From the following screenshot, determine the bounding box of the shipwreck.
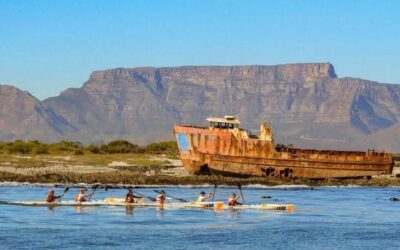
[173,116,393,179]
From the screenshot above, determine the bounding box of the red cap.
[50,190,55,194]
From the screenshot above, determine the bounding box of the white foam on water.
[0,181,310,189]
[2,182,395,189]
[0,181,56,187]
[245,184,310,189]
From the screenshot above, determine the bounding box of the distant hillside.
[1,63,400,151]
[0,85,77,141]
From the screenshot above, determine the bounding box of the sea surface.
[0,184,399,250]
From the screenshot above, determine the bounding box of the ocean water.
[0,185,399,250]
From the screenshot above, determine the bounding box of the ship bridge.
[207,116,240,129]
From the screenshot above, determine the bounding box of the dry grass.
[0,153,170,168]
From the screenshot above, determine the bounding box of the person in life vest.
[45,190,61,203]
[196,191,213,202]
[227,193,242,206]
[156,190,166,205]
[75,188,92,202]
[125,189,143,203]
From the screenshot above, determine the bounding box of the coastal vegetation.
[0,139,178,156]
[0,139,184,184]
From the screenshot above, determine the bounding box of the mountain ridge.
[1,63,400,151]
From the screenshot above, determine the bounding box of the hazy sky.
[1,0,399,100]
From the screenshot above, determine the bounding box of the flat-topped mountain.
[1,63,400,151]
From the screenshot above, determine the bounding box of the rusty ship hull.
[173,124,393,179]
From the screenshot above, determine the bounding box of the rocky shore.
[0,154,399,186]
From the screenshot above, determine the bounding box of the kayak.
[184,202,295,211]
[0,200,217,209]
[0,200,110,207]
[0,198,295,211]
[107,200,295,211]
[224,203,295,211]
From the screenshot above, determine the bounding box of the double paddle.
[238,183,245,205]
[57,187,70,201]
[132,190,156,202]
[104,185,157,202]
[211,184,217,202]
[88,184,99,201]
[153,190,187,202]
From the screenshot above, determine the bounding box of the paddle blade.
[211,184,217,202]
[238,183,245,204]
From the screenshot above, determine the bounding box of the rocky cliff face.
[2,63,400,151]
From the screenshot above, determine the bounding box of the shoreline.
[1,171,400,187]
[1,181,400,189]
[0,153,399,187]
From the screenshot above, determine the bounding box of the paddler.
[75,188,93,202]
[227,193,242,206]
[45,190,60,203]
[196,191,213,202]
[125,189,143,203]
[156,190,166,205]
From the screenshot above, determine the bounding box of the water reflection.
[74,205,89,212]
[46,205,55,212]
[227,210,241,219]
[156,208,165,219]
[125,205,134,216]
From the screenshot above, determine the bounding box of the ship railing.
[175,123,208,129]
[275,146,391,161]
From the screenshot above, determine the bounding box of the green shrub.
[88,144,100,154]
[145,141,178,154]
[74,149,84,155]
[34,145,49,155]
[48,141,84,153]
[100,140,144,154]
[6,140,33,154]
[0,139,179,155]
[28,140,41,145]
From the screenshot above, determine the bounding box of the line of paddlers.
[46,184,247,207]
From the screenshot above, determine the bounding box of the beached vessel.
[173,116,393,179]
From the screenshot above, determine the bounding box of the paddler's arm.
[235,196,242,205]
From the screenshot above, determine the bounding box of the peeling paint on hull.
[173,124,393,179]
